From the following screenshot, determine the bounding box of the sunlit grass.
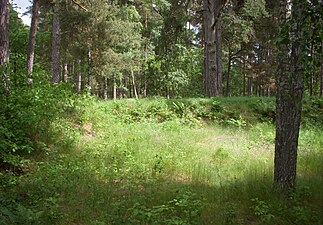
[2,98,322,224]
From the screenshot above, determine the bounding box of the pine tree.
[274,0,305,189]
[0,0,9,93]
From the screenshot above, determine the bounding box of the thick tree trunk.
[274,0,304,189]
[320,41,323,97]
[0,0,9,93]
[0,0,9,65]
[51,7,61,83]
[203,0,222,97]
[26,0,39,76]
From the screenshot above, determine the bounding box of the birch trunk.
[26,0,39,76]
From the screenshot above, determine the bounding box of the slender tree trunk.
[70,62,74,78]
[248,76,253,96]
[76,59,82,91]
[243,57,246,96]
[26,0,39,76]
[255,77,258,96]
[51,6,61,83]
[0,0,9,93]
[243,73,246,96]
[274,0,304,190]
[226,58,232,96]
[113,75,117,101]
[309,43,314,96]
[203,0,222,97]
[131,69,138,99]
[87,48,92,94]
[63,63,68,82]
[103,76,108,100]
[143,11,148,97]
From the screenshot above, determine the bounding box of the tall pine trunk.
[51,6,61,83]
[274,0,304,189]
[320,41,323,97]
[0,0,9,93]
[26,0,39,76]
[203,0,222,97]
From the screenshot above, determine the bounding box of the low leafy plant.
[127,190,203,224]
[251,198,274,223]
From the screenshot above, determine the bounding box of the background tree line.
[2,0,322,99]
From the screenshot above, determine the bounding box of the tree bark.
[63,63,68,82]
[76,59,82,91]
[274,0,304,190]
[87,48,92,94]
[248,76,253,96]
[0,0,9,93]
[320,41,323,97]
[51,6,61,83]
[203,0,222,97]
[103,76,108,100]
[113,75,117,101]
[226,57,232,96]
[131,69,138,99]
[26,0,39,76]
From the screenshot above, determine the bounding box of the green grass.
[1,97,322,224]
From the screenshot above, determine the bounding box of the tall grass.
[1,97,322,224]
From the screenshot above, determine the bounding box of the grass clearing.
[1,97,322,224]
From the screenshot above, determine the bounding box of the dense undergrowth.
[0,91,322,224]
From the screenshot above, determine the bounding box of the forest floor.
[1,98,323,224]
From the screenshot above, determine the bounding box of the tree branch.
[71,0,88,11]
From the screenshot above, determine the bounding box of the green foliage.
[1,97,322,224]
[127,190,203,224]
[0,70,80,167]
[251,198,274,223]
[0,197,43,225]
[107,97,322,128]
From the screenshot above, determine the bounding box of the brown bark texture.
[203,0,222,97]
[274,0,304,189]
[0,0,9,65]
[0,0,9,93]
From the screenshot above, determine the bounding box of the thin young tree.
[27,0,40,77]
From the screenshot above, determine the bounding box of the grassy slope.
[1,97,322,224]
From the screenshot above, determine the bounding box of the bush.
[0,72,80,168]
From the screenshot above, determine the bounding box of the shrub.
[0,72,80,168]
